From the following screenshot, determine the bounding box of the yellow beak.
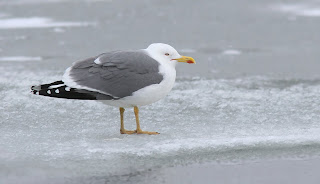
[172,56,196,64]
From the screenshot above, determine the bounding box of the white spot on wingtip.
[94,57,101,64]
[47,90,51,94]
[65,87,71,91]
[55,89,59,93]
[36,92,39,95]
[49,84,64,89]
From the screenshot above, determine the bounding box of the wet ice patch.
[0,56,42,62]
[0,17,94,29]
[272,3,320,17]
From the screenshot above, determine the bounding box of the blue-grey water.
[1,0,320,183]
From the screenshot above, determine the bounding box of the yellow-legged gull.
[31,43,196,135]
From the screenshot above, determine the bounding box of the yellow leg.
[134,106,159,135]
[119,107,136,134]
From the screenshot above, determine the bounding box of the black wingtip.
[30,80,98,100]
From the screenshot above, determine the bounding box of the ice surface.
[0,17,93,29]
[1,66,320,183]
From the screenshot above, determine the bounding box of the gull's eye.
[165,53,170,56]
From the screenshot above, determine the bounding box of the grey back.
[68,50,164,98]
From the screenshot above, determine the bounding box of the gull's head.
[145,43,195,67]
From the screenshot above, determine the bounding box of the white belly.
[101,65,176,108]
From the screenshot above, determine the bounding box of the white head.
[145,43,195,67]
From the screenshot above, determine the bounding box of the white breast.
[102,63,176,108]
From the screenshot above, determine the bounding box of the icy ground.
[1,66,320,183]
[1,0,320,183]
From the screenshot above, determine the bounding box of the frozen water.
[1,66,320,183]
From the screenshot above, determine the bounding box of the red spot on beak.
[187,60,194,64]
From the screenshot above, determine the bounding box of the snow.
[2,0,112,5]
[0,17,93,29]
[272,3,320,17]
[0,56,42,62]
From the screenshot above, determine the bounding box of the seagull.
[31,43,195,135]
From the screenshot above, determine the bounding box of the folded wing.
[62,50,164,99]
